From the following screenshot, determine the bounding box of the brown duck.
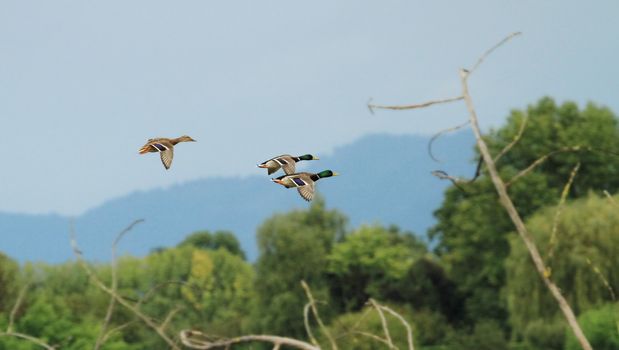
[138,135,196,170]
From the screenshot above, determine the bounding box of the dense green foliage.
[0,97,617,349]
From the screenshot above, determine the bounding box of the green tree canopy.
[326,225,426,311]
[252,197,347,337]
[178,230,246,259]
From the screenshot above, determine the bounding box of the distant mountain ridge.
[0,133,475,263]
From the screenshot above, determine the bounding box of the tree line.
[0,97,618,349]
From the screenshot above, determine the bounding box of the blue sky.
[1,1,618,215]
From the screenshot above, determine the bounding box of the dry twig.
[368,96,463,113]
[94,219,144,350]
[70,223,181,350]
[368,299,395,349]
[0,284,56,350]
[179,330,319,350]
[301,280,338,350]
[427,121,470,162]
[545,162,580,269]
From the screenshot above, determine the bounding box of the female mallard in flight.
[271,170,338,201]
[138,135,196,170]
[257,154,319,175]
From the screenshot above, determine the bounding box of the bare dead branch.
[431,170,468,193]
[7,284,29,333]
[494,113,529,163]
[603,190,618,206]
[585,258,616,301]
[303,303,319,346]
[160,306,183,333]
[428,121,470,162]
[179,330,319,350]
[0,284,56,349]
[70,227,181,350]
[0,331,56,350]
[368,299,395,349]
[301,280,338,350]
[378,305,414,350]
[350,331,395,348]
[460,63,592,350]
[100,321,138,345]
[469,32,522,74]
[368,95,463,113]
[546,162,580,268]
[505,146,584,187]
[94,219,144,350]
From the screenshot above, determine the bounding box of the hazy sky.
[2,1,618,215]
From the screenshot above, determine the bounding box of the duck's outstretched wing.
[160,148,174,169]
[297,182,315,201]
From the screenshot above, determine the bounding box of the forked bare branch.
[368,299,394,349]
[371,31,593,350]
[301,280,338,350]
[460,56,592,350]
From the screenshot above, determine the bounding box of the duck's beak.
[138,146,149,154]
[313,156,320,160]
[332,172,340,176]
[271,178,284,185]
[257,164,268,168]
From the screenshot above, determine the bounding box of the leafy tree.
[327,225,426,311]
[430,97,619,325]
[505,193,619,338]
[181,248,254,335]
[252,197,347,337]
[178,230,246,259]
[565,303,619,350]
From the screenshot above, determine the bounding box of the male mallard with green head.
[257,154,319,175]
[271,170,338,201]
[138,135,196,170]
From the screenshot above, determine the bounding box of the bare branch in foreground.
[368,299,395,349]
[603,190,618,206]
[301,280,338,350]
[70,225,181,350]
[460,65,592,350]
[367,300,415,350]
[431,170,468,193]
[494,113,529,163]
[94,219,144,350]
[371,31,593,350]
[505,146,585,187]
[179,330,319,350]
[368,95,463,113]
[469,32,522,74]
[585,258,616,301]
[428,121,470,162]
[0,284,56,350]
[545,162,580,269]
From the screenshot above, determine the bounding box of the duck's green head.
[317,170,339,178]
[299,154,319,161]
